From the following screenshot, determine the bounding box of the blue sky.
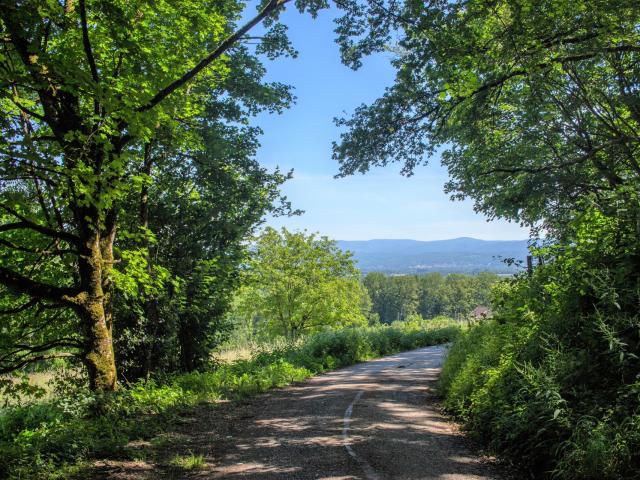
[252,6,529,241]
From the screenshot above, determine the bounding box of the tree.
[240,228,369,339]
[365,273,422,323]
[332,0,640,235]
[363,272,393,323]
[114,126,295,378]
[386,275,418,322]
[472,272,499,307]
[438,274,476,319]
[0,0,328,390]
[416,273,444,318]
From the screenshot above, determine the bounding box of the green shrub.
[439,210,640,479]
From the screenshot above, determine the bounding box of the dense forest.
[363,271,497,322]
[1,0,639,478]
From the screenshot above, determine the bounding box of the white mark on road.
[342,391,381,480]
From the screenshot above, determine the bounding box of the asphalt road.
[179,344,505,479]
[100,345,506,479]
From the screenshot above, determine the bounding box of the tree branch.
[79,0,99,83]
[5,95,47,122]
[479,138,627,177]
[13,338,82,353]
[0,204,80,246]
[0,266,80,303]
[0,238,77,256]
[0,298,38,315]
[136,0,290,113]
[449,45,640,110]
[0,353,76,376]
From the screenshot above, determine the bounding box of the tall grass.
[0,320,459,479]
[439,281,640,478]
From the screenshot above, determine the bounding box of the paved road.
[100,345,505,479]
[171,344,505,480]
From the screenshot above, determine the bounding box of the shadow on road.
[97,346,505,480]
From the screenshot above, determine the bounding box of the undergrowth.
[0,320,459,479]
[439,210,640,479]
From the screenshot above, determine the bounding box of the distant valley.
[337,237,530,274]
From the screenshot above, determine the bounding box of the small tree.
[417,273,445,318]
[241,228,369,339]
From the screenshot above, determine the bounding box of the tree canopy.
[235,228,369,339]
[0,0,328,390]
[332,0,640,233]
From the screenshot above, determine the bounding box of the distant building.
[471,306,492,319]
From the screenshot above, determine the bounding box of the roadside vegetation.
[0,320,459,479]
[439,211,640,479]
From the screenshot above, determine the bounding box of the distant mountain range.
[336,237,530,274]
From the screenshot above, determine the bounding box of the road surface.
[101,345,506,479]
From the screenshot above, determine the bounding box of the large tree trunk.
[81,297,117,391]
[77,229,117,391]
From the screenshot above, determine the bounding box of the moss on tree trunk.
[81,299,117,390]
[77,231,117,391]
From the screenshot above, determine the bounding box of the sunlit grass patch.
[168,452,205,470]
[214,346,253,363]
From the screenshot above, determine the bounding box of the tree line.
[363,271,498,323]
